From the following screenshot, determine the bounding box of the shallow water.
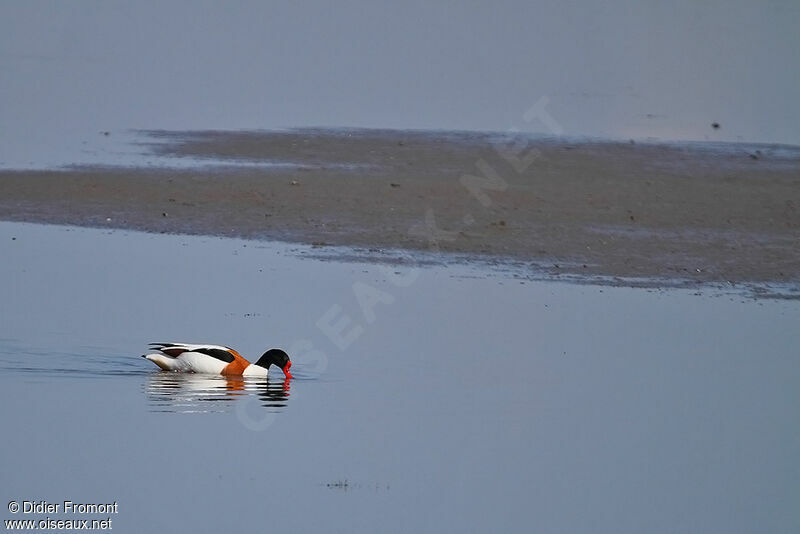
[2,2,800,170]
[1,222,798,532]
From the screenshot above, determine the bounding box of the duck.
[142,343,292,378]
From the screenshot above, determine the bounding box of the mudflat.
[1,129,798,288]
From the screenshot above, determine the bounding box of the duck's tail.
[142,353,175,371]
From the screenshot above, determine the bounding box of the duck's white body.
[143,343,290,378]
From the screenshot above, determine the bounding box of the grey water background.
[1,1,800,168]
[1,221,798,532]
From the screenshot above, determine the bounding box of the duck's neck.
[242,364,268,378]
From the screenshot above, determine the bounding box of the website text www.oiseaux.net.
[6,501,117,531]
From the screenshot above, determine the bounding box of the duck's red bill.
[283,362,293,379]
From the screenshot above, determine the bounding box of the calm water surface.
[0,222,798,532]
[2,2,800,169]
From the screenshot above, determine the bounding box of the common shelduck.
[142,343,292,378]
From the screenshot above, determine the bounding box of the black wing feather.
[148,343,235,363]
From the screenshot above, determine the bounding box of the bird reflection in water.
[145,372,291,414]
